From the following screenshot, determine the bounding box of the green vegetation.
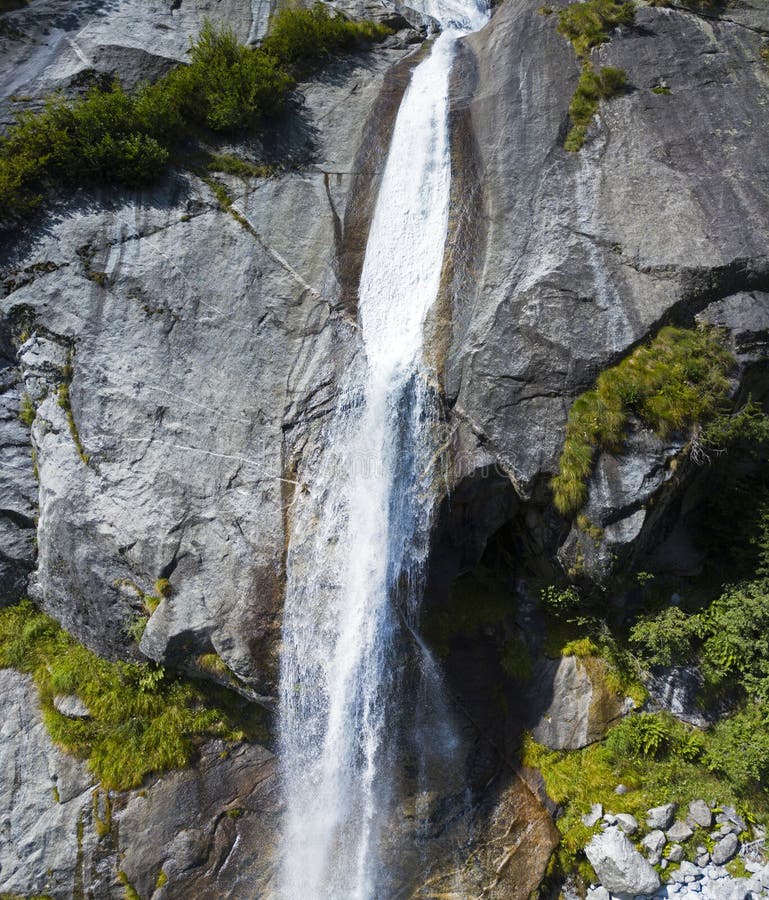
[500,635,532,680]
[524,713,766,890]
[557,0,635,57]
[652,84,672,95]
[156,870,169,889]
[0,8,388,224]
[116,871,141,900]
[551,325,733,516]
[554,0,634,150]
[0,600,267,789]
[18,392,35,427]
[58,358,91,466]
[565,64,627,151]
[261,3,389,76]
[206,152,276,179]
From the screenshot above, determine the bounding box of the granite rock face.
[1,0,418,694]
[442,0,769,579]
[0,668,281,899]
[2,0,769,896]
[526,654,629,750]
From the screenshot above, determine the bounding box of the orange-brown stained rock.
[408,772,558,900]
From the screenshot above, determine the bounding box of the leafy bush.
[551,326,733,516]
[0,9,387,224]
[262,3,389,74]
[0,600,265,789]
[605,711,704,760]
[705,704,769,794]
[180,23,292,131]
[699,579,769,698]
[557,0,635,57]
[629,606,701,667]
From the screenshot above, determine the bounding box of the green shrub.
[262,3,389,75]
[699,579,769,698]
[182,23,292,131]
[552,325,733,516]
[540,584,583,616]
[0,11,385,225]
[0,600,265,789]
[629,605,701,667]
[705,703,769,794]
[557,0,635,57]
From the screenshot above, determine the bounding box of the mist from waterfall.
[277,1,488,896]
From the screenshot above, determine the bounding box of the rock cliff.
[2,0,769,895]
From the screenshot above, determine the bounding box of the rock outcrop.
[3,0,769,895]
[526,653,629,750]
[442,0,769,578]
[586,825,661,895]
[0,667,281,898]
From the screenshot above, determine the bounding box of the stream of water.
[277,2,488,896]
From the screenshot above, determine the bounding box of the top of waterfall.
[416,0,488,34]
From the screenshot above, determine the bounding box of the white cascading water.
[278,1,488,897]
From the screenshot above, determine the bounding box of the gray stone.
[667,844,684,862]
[678,861,701,879]
[527,655,626,750]
[647,804,677,831]
[450,0,769,586]
[689,799,713,828]
[0,670,95,897]
[696,853,711,867]
[582,803,603,828]
[586,888,610,900]
[712,833,740,865]
[615,813,638,835]
[641,829,666,863]
[667,820,695,843]
[52,694,90,719]
[585,826,661,895]
[614,783,629,795]
[721,806,748,833]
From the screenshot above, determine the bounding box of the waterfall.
[277,2,488,897]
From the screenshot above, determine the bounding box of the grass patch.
[551,325,733,516]
[18,392,35,427]
[0,8,388,226]
[523,714,767,888]
[564,63,627,150]
[652,84,672,95]
[0,599,269,789]
[58,356,91,466]
[206,152,277,179]
[557,0,635,58]
[555,0,634,151]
